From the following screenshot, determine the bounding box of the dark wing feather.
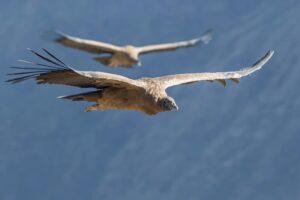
[53,31,121,54]
[154,50,274,89]
[58,90,105,102]
[138,29,212,54]
[27,48,66,68]
[42,48,67,66]
[6,49,145,90]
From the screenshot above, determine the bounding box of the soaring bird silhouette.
[52,30,212,68]
[7,49,274,115]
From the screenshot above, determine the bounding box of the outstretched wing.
[154,50,274,89]
[53,31,122,54]
[138,29,212,55]
[6,49,144,90]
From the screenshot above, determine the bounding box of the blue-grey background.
[1,0,300,199]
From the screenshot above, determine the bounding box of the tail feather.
[58,90,104,102]
[94,56,133,68]
[93,56,112,66]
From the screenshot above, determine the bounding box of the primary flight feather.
[52,29,212,68]
[7,49,274,115]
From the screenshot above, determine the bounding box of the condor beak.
[173,104,179,111]
[175,105,179,110]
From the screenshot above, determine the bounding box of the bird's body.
[93,46,140,68]
[77,85,163,115]
[7,49,274,115]
[53,30,212,68]
[61,77,169,115]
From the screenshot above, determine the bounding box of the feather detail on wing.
[6,49,144,90]
[154,50,274,89]
[58,90,105,102]
[138,29,212,54]
[53,31,121,54]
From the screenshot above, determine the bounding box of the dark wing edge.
[138,29,212,54]
[6,49,145,90]
[156,50,274,89]
[6,48,73,84]
[187,29,212,46]
[52,30,121,54]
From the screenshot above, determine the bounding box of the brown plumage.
[53,29,212,68]
[7,49,274,115]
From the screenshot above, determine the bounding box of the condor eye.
[163,99,169,105]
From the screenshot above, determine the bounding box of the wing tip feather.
[6,49,73,84]
[249,49,274,72]
[192,29,213,45]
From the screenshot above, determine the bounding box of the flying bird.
[52,30,212,68]
[7,49,274,115]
